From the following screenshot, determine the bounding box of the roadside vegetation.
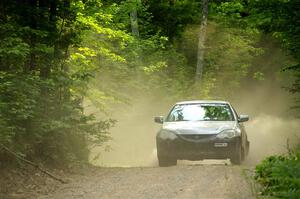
[255,151,300,198]
[0,0,300,197]
[250,1,300,198]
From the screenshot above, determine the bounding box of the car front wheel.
[231,142,242,165]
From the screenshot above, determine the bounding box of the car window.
[166,103,234,122]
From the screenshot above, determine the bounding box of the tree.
[130,0,140,37]
[0,0,117,165]
[248,0,300,110]
[195,0,209,82]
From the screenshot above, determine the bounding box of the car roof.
[175,100,230,105]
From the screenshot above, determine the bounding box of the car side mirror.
[154,116,164,124]
[238,115,249,122]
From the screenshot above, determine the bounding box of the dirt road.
[39,162,254,199]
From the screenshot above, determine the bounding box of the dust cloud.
[89,97,171,167]
[89,95,300,167]
[89,79,300,167]
[244,114,300,166]
[233,76,300,165]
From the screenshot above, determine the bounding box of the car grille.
[179,134,214,141]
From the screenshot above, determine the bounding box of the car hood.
[162,121,237,135]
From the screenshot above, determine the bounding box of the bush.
[255,152,300,198]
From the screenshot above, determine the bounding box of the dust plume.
[89,85,300,167]
[233,72,300,165]
[88,70,300,167]
[89,96,172,167]
[244,114,300,166]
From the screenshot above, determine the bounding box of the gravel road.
[39,162,254,199]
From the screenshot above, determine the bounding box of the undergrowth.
[255,150,300,198]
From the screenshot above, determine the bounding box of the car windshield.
[166,103,234,122]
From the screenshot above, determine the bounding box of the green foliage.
[249,0,300,59]
[87,31,192,107]
[253,71,265,81]
[248,0,300,110]
[0,0,118,165]
[146,0,202,40]
[255,152,300,198]
[107,0,155,38]
[178,21,261,99]
[0,72,39,145]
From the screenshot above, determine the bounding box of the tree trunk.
[195,0,209,82]
[28,0,37,72]
[130,0,140,37]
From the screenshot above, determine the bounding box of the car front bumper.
[156,135,241,160]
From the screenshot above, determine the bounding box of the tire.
[241,141,250,161]
[241,147,245,161]
[158,156,177,167]
[246,140,250,156]
[231,143,242,165]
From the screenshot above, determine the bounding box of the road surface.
[39,162,254,199]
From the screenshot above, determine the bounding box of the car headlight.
[216,129,241,139]
[158,130,177,140]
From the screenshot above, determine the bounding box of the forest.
[0,0,300,197]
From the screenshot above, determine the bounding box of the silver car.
[154,100,249,166]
